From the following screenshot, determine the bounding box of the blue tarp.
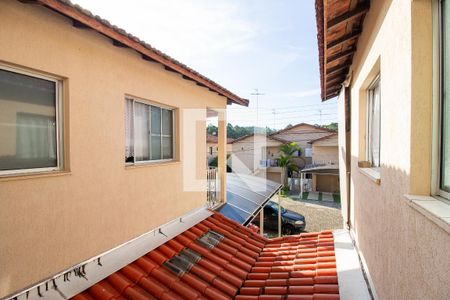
[217,173,282,225]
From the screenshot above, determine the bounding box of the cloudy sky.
[72,0,337,129]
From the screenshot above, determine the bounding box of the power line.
[228,101,337,111]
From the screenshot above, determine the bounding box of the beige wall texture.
[0,1,229,297]
[312,145,338,165]
[339,0,450,299]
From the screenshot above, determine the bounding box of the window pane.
[151,106,161,134]
[125,99,134,162]
[0,69,57,171]
[441,1,450,191]
[162,109,173,135]
[162,136,173,159]
[367,79,381,168]
[134,102,150,161]
[371,83,381,167]
[151,135,161,160]
[151,106,161,160]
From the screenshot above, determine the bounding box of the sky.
[72,0,338,130]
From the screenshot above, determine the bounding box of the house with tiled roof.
[0,0,248,298]
[315,0,450,299]
[206,134,234,164]
[230,124,337,186]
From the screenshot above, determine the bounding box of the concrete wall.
[340,0,450,299]
[0,1,228,297]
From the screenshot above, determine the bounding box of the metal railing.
[207,167,220,208]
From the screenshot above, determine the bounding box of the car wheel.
[282,224,295,235]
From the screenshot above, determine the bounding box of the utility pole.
[251,88,264,129]
[272,109,277,131]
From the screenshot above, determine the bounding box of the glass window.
[440,0,450,192]
[0,67,61,173]
[125,98,174,163]
[366,77,381,168]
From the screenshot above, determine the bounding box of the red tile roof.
[206,134,234,144]
[72,213,339,300]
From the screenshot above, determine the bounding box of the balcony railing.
[207,167,220,208]
[259,159,279,168]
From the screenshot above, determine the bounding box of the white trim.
[347,229,379,300]
[5,205,212,300]
[0,63,64,176]
[404,194,450,233]
[333,229,372,300]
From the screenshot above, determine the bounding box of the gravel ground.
[267,195,343,234]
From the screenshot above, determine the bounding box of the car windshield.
[268,202,286,214]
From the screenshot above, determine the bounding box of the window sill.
[125,160,180,169]
[0,170,71,182]
[404,195,450,234]
[358,167,381,185]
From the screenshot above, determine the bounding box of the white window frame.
[366,75,381,168]
[125,97,176,165]
[0,64,64,176]
[433,0,450,201]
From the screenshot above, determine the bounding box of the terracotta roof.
[308,133,337,144]
[315,0,370,100]
[230,134,289,145]
[21,0,248,106]
[269,123,336,137]
[206,134,234,144]
[72,212,339,300]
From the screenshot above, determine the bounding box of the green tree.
[277,142,301,188]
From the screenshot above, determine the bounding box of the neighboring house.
[206,134,233,164]
[0,0,249,298]
[230,133,288,182]
[270,123,336,169]
[301,133,339,193]
[316,0,450,299]
[230,124,337,185]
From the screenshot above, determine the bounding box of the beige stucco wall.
[0,1,229,297]
[341,0,450,299]
[312,145,338,165]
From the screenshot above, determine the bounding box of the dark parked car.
[253,201,306,235]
